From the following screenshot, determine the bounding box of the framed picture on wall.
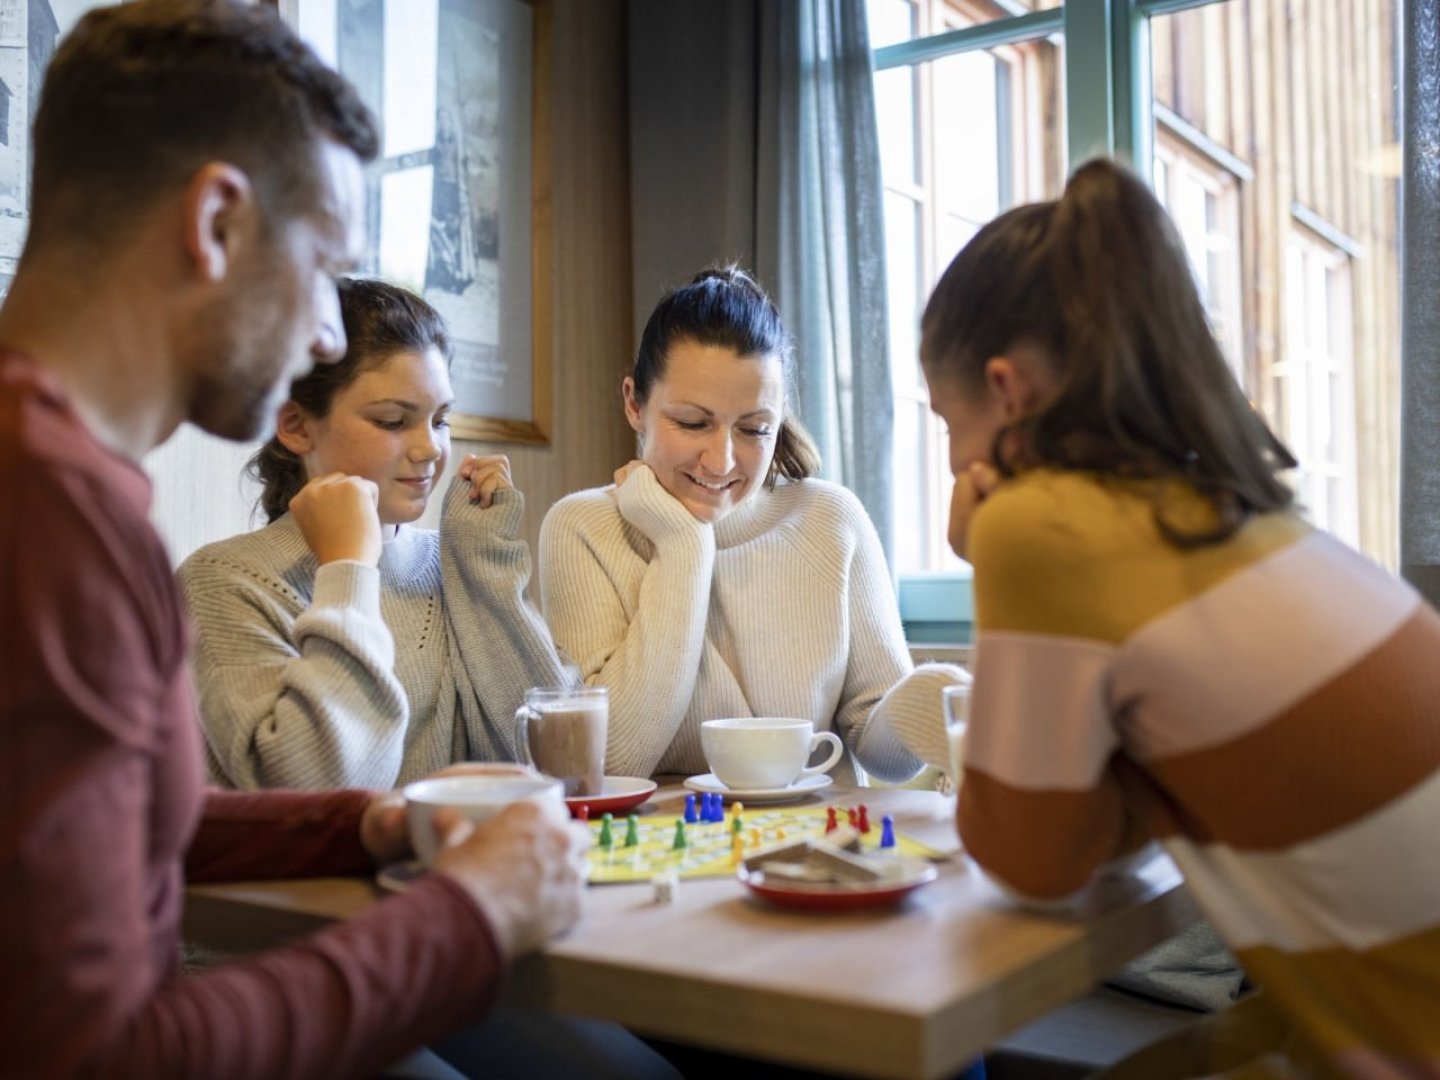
[276,0,552,444]
[0,0,124,296]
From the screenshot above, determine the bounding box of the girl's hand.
[458,454,514,509]
[947,462,1001,561]
[290,473,383,566]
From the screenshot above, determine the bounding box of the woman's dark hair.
[920,158,1296,547]
[633,265,820,485]
[248,277,452,523]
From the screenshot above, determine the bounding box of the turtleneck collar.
[713,479,792,549]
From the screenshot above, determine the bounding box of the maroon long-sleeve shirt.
[1,355,506,1077]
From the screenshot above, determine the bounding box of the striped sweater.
[961,469,1440,1074]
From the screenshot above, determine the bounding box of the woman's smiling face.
[623,339,785,524]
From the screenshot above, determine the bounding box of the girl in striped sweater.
[922,159,1440,1073]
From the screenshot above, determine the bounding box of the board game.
[582,798,944,885]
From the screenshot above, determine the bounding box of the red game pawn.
[575,803,590,823]
[857,805,871,834]
[825,807,839,833]
[847,807,859,829]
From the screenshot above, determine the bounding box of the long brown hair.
[920,158,1296,546]
[247,278,452,523]
[634,265,821,485]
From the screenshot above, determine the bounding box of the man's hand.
[358,763,540,866]
[947,462,1001,561]
[290,473,383,565]
[431,799,589,960]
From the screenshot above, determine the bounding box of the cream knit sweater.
[178,481,568,790]
[538,466,961,782]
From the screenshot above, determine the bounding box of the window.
[1280,228,1359,547]
[872,0,1401,582]
[871,0,1065,574]
[1147,0,1399,565]
[1151,131,1244,382]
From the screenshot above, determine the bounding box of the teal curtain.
[1402,0,1440,605]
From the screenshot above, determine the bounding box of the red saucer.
[736,863,937,912]
[565,776,658,819]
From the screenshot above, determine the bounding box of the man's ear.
[182,163,254,283]
[621,377,645,435]
[274,401,314,457]
[983,354,1047,421]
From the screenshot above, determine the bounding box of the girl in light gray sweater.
[179,279,569,790]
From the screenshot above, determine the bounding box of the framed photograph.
[277,0,552,444]
[0,0,123,294]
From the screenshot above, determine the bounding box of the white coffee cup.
[404,771,564,867]
[700,717,844,791]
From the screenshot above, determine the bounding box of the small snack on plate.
[741,834,910,889]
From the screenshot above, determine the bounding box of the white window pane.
[867,0,915,50]
[892,400,927,573]
[933,50,1001,225]
[874,67,918,186]
[883,191,922,392]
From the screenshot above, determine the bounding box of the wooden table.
[185,785,1199,1080]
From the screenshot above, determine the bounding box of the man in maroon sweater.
[0,3,610,1076]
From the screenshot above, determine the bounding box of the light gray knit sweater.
[177,481,568,790]
[538,467,963,782]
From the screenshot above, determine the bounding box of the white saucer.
[682,772,833,805]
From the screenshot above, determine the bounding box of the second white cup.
[404,772,564,867]
[700,717,843,790]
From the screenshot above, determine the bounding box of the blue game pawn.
[705,793,720,822]
[684,793,698,824]
[879,814,897,849]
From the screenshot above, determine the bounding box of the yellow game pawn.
[730,830,744,866]
[730,801,744,820]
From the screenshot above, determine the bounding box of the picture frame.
[275,0,552,444]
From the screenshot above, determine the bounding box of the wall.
[144,0,635,572]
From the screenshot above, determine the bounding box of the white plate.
[682,772,833,805]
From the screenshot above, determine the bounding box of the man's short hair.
[27,0,378,250]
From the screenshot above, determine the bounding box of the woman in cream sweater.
[539,267,961,783]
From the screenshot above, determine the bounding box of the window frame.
[874,0,1241,636]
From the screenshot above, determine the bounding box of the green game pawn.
[672,818,688,850]
[598,812,614,848]
[624,813,640,848]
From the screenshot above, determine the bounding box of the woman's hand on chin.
[947,461,1001,561]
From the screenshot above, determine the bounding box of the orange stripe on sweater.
[958,767,1150,900]
[1134,606,1440,851]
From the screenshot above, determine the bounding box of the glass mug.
[515,686,608,797]
[942,682,971,792]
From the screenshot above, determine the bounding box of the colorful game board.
[583,801,944,885]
